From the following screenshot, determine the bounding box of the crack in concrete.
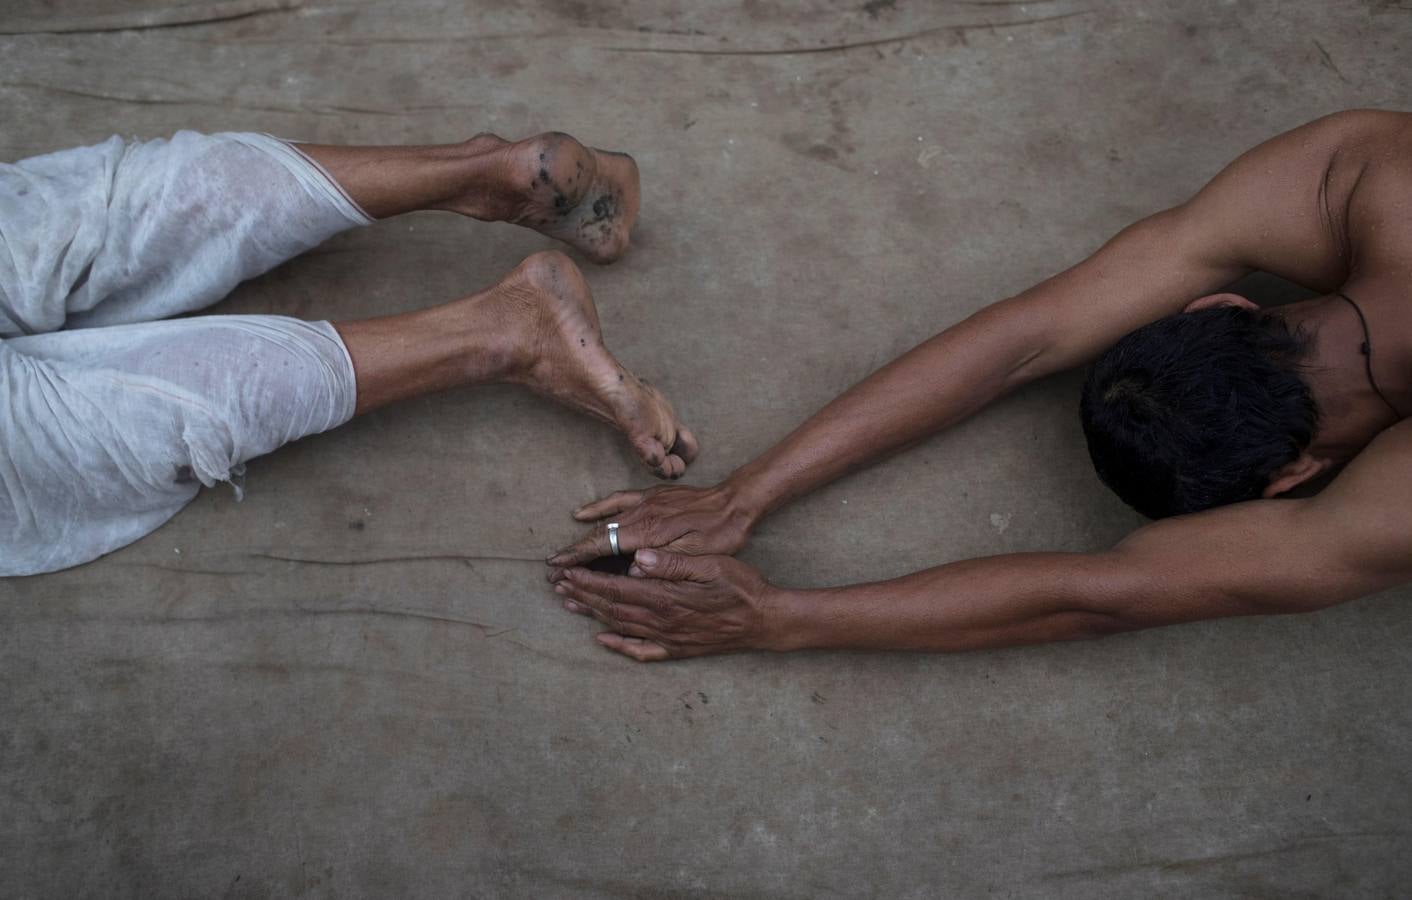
[603,11,1090,56]
[0,0,297,35]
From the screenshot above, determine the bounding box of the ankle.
[430,136,521,221]
[451,288,541,384]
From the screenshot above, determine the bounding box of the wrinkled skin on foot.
[489,250,696,477]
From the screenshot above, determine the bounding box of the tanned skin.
[546,109,1412,661]
[300,132,698,479]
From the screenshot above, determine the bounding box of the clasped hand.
[546,483,780,661]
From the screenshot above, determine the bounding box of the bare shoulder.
[1172,111,1409,289]
[1315,107,1412,142]
[1306,418,1412,578]
[1313,108,1412,203]
[1321,416,1412,494]
[1320,110,1412,273]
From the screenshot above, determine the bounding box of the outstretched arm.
[552,419,1412,660]
[551,111,1368,566]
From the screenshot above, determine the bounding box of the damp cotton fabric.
[0,131,370,576]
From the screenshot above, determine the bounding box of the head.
[1081,294,1327,519]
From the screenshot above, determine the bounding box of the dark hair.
[1080,306,1317,518]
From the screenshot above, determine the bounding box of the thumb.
[632,548,718,583]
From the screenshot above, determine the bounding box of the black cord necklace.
[1334,290,1404,420]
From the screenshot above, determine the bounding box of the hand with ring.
[546,480,760,571]
[551,549,788,661]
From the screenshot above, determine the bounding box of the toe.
[630,432,669,477]
[669,425,700,465]
[661,454,686,479]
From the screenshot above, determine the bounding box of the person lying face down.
[0,129,695,576]
[548,108,1412,661]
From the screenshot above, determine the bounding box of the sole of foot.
[447,132,641,265]
[488,250,696,477]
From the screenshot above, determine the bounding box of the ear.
[1184,292,1259,314]
[1262,453,1333,498]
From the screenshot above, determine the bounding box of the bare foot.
[483,251,696,477]
[444,132,641,265]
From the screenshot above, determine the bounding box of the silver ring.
[607,522,621,556]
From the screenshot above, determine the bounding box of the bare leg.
[299,133,640,265]
[334,250,697,479]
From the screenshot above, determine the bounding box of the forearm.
[724,300,1051,520]
[766,493,1388,654]
[767,552,1133,653]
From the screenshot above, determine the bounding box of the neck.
[1280,295,1403,461]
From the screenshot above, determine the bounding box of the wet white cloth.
[0,131,370,576]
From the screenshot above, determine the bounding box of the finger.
[630,548,720,584]
[561,566,662,610]
[547,519,630,567]
[555,581,658,634]
[669,425,700,466]
[574,490,645,522]
[563,600,591,616]
[547,528,605,567]
[596,633,672,662]
[547,566,568,583]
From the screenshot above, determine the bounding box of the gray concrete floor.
[3,1,1411,897]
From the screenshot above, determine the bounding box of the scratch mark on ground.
[1042,830,1407,880]
[252,551,542,566]
[0,81,333,116]
[0,82,479,118]
[37,605,506,631]
[1312,38,1350,84]
[0,0,296,35]
[602,11,1089,56]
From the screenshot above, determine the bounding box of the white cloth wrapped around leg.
[0,131,370,576]
[1,318,356,575]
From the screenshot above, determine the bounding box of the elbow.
[1054,608,1140,642]
[1004,343,1051,389]
[1248,590,1346,616]
[965,301,1060,389]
